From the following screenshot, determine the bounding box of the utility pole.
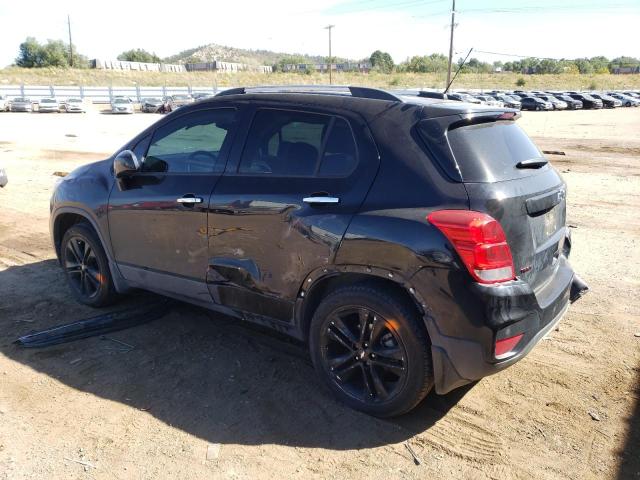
[325,25,335,85]
[67,14,74,67]
[446,0,456,88]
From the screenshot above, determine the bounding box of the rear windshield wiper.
[516,159,548,169]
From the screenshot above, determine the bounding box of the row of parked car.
[0,92,217,115]
[0,95,87,113]
[412,89,640,111]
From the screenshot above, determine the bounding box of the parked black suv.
[568,93,603,109]
[50,86,586,417]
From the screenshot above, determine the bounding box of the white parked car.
[0,95,10,112]
[111,97,134,114]
[474,95,504,107]
[62,98,86,113]
[9,97,32,112]
[0,163,7,188]
[38,98,61,113]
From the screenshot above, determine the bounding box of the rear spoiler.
[448,110,521,131]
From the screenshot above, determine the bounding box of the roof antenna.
[444,48,473,94]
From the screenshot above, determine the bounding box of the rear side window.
[319,118,357,176]
[239,109,357,177]
[445,121,543,182]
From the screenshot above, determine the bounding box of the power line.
[471,49,584,61]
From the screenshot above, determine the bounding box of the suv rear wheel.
[309,284,433,417]
[61,223,117,307]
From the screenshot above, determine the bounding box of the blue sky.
[0,0,638,68]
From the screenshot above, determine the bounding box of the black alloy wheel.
[310,284,433,417]
[61,223,117,307]
[321,306,408,404]
[65,235,101,299]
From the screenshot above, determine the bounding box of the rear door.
[207,105,379,323]
[419,113,567,293]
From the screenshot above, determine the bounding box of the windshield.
[174,95,190,100]
[114,98,130,104]
[14,98,28,102]
[68,98,82,103]
[41,99,56,103]
[146,98,161,102]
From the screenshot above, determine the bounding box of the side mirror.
[114,150,141,178]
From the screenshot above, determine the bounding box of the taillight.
[427,210,515,284]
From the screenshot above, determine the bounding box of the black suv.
[568,93,603,109]
[50,86,586,417]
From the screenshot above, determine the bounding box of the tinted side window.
[239,110,329,176]
[144,109,236,173]
[318,118,357,176]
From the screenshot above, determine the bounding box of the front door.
[108,107,239,302]
[207,106,379,323]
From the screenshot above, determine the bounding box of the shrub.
[588,81,597,90]
[516,77,526,87]
[388,77,400,87]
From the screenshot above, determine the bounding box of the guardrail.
[0,85,232,103]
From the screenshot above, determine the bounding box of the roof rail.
[215,85,402,102]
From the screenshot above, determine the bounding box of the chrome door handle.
[177,196,203,204]
[303,196,340,205]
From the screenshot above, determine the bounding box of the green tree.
[15,37,42,67]
[15,37,87,68]
[369,50,394,73]
[41,40,69,67]
[404,53,448,73]
[574,58,594,74]
[117,48,161,63]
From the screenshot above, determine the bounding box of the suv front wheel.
[309,284,433,417]
[61,223,117,307]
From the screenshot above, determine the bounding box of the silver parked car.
[536,95,568,110]
[473,95,504,107]
[140,97,163,113]
[38,98,61,113]
[10,97,32,112]
[163,94,194,112]
[111,97,134,114]
[62,98,86,113]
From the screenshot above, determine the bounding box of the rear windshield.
[445,121,543,182]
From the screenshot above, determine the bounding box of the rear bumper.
[413,255,586,394]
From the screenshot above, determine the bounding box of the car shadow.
[0,259,473,450]
[618,367,640,479]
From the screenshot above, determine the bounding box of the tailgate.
[464,170,567,292]
[417,113,568,292]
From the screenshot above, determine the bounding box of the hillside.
[163,43,351,66]
[1,67,639,91]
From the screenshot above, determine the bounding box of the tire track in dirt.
[414,408,505,463]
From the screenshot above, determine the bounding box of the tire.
[309,283,433,417]
[61,223,117,307]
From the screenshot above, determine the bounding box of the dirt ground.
[0,107,638,480]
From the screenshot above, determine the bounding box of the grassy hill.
[1,67,639,91]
